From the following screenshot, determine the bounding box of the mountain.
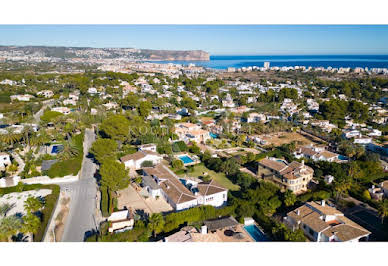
[140,49,210,61]
[0,46,210,61]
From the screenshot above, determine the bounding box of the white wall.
[21,174,79,185]
[176,198,199,211]
[204,191,228,207]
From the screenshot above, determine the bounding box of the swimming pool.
[244,224,267,242]
[51,145,63,154]
[338,155,348,160]
[179,155,194,164]
[209,132,218,139]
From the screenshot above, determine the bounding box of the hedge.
[100,186,111,217]
[0,183,60,242]
[91,221,149,242]
[162,205,235,234]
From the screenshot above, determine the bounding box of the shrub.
[362,190,371,200]
[172,159,184,170]
[172,141,187,153]
[40,110,63,123]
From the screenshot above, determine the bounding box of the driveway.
[117,184,172,217]
[61,128,100,242]
[33,99,54,122]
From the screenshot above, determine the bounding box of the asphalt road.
[61,128,99,242]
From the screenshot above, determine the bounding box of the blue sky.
[0,25,387,55]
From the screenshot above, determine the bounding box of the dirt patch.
[53,196,70,241]
[259,131,316,147]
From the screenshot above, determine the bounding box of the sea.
[148,55,388,70]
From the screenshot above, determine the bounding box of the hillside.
[0,46,210,61]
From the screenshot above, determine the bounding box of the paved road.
[33,99,54,122]
[341,196,388,241]
[61,128,100,242]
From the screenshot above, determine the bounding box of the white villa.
[88,87,98,95]
[174,122,210,144]
[51,107,71,115]
[139,143,157,153]
[10,94,34,102]
[246,112,266,123]
[37,90,54,98]
[280,98,298,115]
[63,99,77,106]
[142,164,228,211]
[293,145,339,162]
[120,150,163,170]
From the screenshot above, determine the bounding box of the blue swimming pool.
[244,224,268,242]
[179,155,194,164]
[209,132,219,139]
[51,145,63,154]
[338,155,348,160]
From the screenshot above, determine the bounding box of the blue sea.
[149,55,388,70]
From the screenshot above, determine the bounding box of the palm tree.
[0,128,22,148]
[0,203,13,218]
[378,199,388,224]
[0,215,22,241]
[21,125,33,151]
[334,178,352,201]
[148,213,165,238]
[58,139,81,160]
[21,213,41,235]
[24,197,43,214]
[30,130,51,152]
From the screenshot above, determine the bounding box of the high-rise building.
[264,61,270,69]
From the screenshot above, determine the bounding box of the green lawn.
[46,132,84,178]
[179,164,240,191]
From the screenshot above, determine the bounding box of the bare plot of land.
[259,132,316,147]
[0,189,52,216]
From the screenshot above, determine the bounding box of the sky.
[0,25,388,55]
